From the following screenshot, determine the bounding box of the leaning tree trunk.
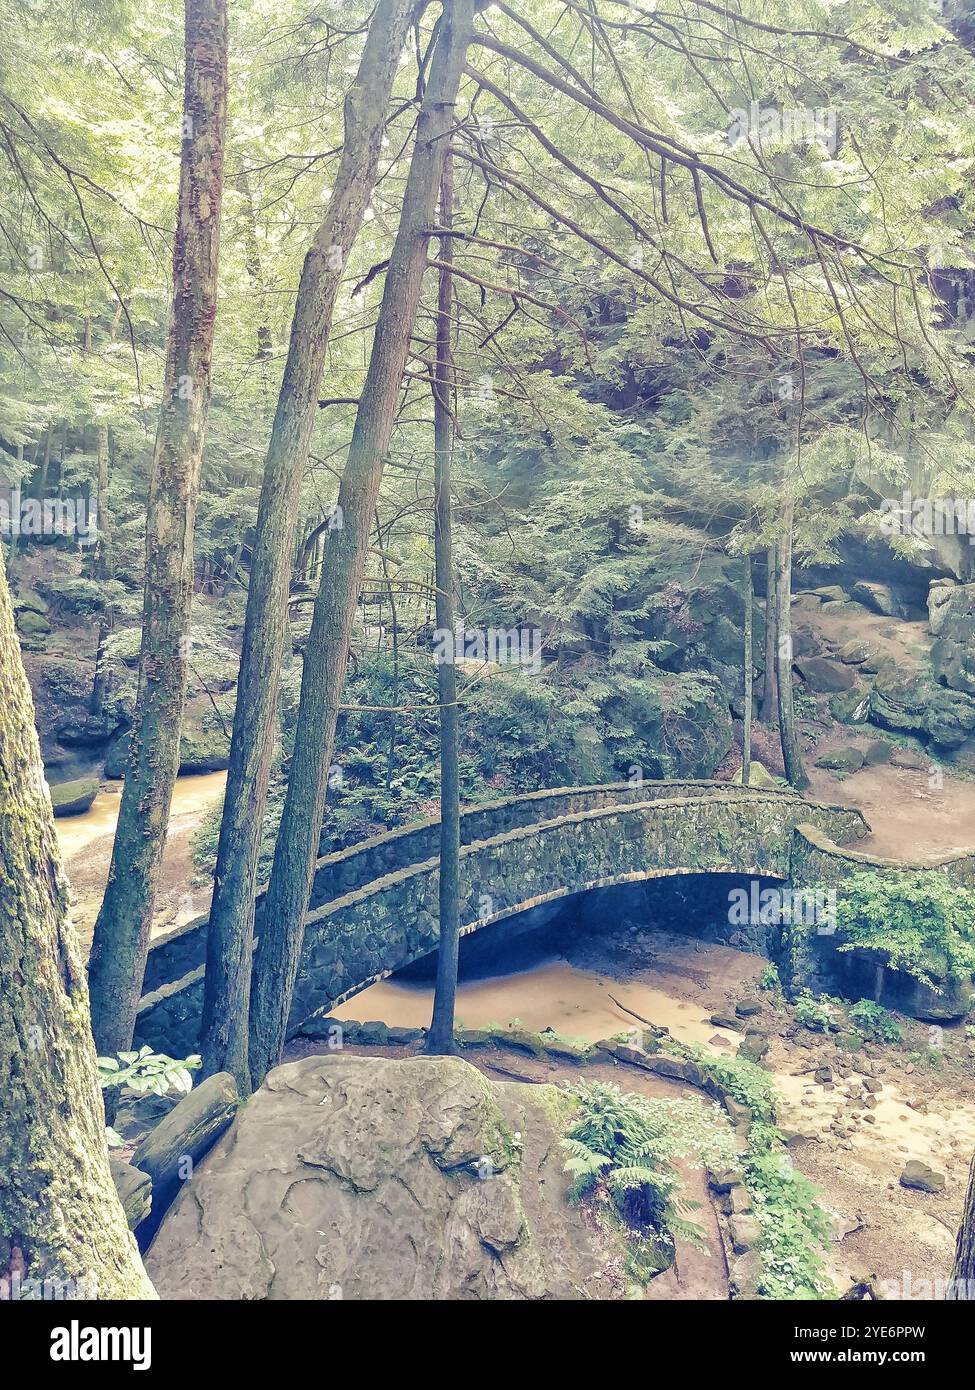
[198,0,417,1090]
[0,549,155,1299]
[87,0,228,1060]
[248,0,475,1089]
[760,544,778,722]
[950,1154,975,1298]
[774,508,809,789]
[741,553,753,788]
[426,159,461,1056]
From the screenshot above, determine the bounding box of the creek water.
[53,770,227,861]
[333,956,742,1050]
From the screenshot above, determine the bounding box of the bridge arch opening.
[332,871,786,1043]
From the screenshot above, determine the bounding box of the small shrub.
[97,1046,201,1098]
[759,963,780,992]
[848,999,902,1044]
[793,990,838,1033]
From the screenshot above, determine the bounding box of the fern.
[561,1081,738,1274]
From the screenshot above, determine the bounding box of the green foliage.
[759,963,781,991]
[562,1080,738,1276]
[97,1046,201,1098]
[848,999,903,1044]
[676,1046,833,1298]
[835,870,975,988]
[742,1147,835,1299]
[793,990,840,1032]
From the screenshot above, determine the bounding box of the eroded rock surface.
[145,1053,617,1301]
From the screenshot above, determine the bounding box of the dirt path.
[791,590,975,860]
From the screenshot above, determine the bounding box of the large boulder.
[16,608,50,637]
[869,667,931,733]
[145,1054,630,1301]
[106,708,232,778]
[49,775,99,816]
[795,656,855,693]
[925,686,975,750]
[930,584,975,694]
[927,579,956,636]
[851,581,902,618]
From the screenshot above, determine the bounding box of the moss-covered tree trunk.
[0,550,155,1299]
[87,0,228,1059]
[950,1154,975,1297]
[248,0,475,1089]
[426,159,461,1056]
[198,0,416,1090]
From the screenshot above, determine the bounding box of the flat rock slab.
[795,656,856,693]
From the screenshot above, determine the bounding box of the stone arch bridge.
[134,779,906,1056]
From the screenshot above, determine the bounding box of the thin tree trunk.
[90,423,113,718]
[950,1154,975,1298]
[0,548,155,1299]
[248,0,474,1089]
[199,0,416,1090]
[33,426,52,501]
[427,158,461,1055]
[774,508,809,789]
[7,443,22,574]
[87,0,228,1059]
[760,543,778,722]
[741,553,752,788]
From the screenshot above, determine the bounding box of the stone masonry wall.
[135,789,866,1055]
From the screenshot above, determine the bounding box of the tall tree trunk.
[741,553,752,788]
[426,159,461,1055]
[760,543,778,722]
[87,0,228,1059]
[33,426,52,501]
[198,0,416,1089]
[248,0,474,1089]
[774,508,809,789]
[0,549,155,1299]
[90,423,113,718]
[7,443,22,574]
[950,1154,975,1298]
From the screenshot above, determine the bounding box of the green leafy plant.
[793,990,839,1033]
[97,1047,201,1098]
[758,963,780,991]
[835,870,975,991]
[562,1080,738,1278]
[742,1147,834,1299]
[848,999,902,1044]
[679,1046,833,1298]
